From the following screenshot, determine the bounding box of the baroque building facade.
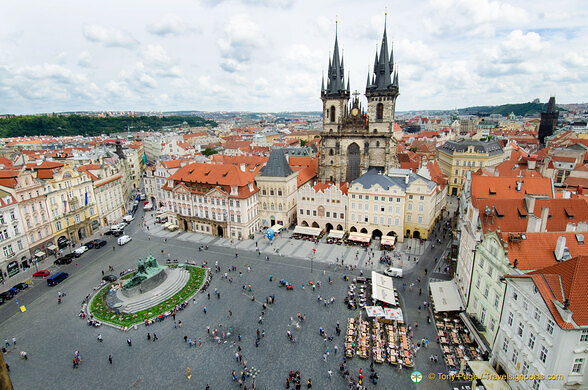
[318,22,400,183]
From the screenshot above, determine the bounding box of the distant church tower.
[318,18,400,183]
[538,96,559,146]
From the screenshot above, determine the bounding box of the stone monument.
[120,255,167,298]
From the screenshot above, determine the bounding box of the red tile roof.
[508,255,588,328]
[161,158,194,169]
[312,181,349,195]
[0,157,13,167]
[166,162,258,199]
[501,232,586,272]
[211,155,268,175]
[0,170,20,188]
[471,176,553,200]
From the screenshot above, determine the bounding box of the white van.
[122,215,134,223]
[117,235,132,246]
[384,267,403,278]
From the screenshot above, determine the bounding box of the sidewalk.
[142,213,436,276]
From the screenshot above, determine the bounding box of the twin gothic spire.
[322,16,398,98]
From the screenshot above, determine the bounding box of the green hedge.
[89,266,207,328]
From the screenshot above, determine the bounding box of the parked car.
[12,282,28,292]
[122,215,134,223]
[84,241,95,249]
[73,246,88,257]
[0,291,15,300]
[104,230,113,236]
[113,230,124,237]
[93,240,107,248]
[102,274,118,282]
[117,235,132,246]
[54,254,74,265]
[33,270,51,277]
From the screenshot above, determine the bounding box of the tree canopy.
[0,115,217,138]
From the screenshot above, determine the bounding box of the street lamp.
[311,248,316,273]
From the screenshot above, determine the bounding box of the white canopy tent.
[292,226,322,236]
[429,280,464,313]
[380,236,396,246]
[371,271,397,306]
[347,232,371,243]
[328,230,345,239]
[271,224,284,233]
[467,361,510,390]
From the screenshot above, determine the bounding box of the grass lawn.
[89,265,207,328]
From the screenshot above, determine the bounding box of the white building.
[0,192,30,283]
[492,255,588,390]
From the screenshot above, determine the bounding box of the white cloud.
[424,0,529,38]
[147,14,200,37]
[78,51,92,68]
[218,14,264,73]
[82,24,139,48]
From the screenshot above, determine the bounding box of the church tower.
[321,23,350,133]
[318,17,400,184]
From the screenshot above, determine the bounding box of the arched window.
[329,149,334,156]
[376,103,384,120]
[376,141,380,147]
[263,203,267,210]
[330,106,336,122]
[278,204,283,211]
[270,189,274,196]
[278,190,282,196]
[270,203,275,211]
[262,189,266,195]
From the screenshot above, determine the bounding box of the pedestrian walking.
[108,354,112,364]
[153,333,158,341]
[147,333,151,341]
[127,338,132,347]
[186,367,192,380]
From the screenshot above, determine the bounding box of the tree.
[300,139,307,146]
[409,147,418,153]
[202,148,218,156]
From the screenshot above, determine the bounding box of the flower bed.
[89,265,207,328]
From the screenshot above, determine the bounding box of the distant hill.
[458,102,553,116]
[0,115,217,138]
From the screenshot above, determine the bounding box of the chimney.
[515,180,521,192]
[576,222,588,232]
[540,207,549,232]
[528,158,536,170]
[405,175,409,185]
[566,222,576,232]
[240,163,246,172]
[525,195,536,215]
[554,236,566,261]
[526,215,541,233]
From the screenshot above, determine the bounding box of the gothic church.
[318,20,401,183]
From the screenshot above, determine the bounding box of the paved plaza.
[0,199,461,389]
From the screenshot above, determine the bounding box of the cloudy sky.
[0,0,586,114]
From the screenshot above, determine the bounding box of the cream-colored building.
[297,181,348,231]
[78,162,126,228]
[437,140,505,196]
[256,149,298,228]
[124,142,145,191]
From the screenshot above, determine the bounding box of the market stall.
[380,236,396,250]
[371,271,398,307]
[327,229,346,244]
[346,232,372,247]
[271,224,284,233]
[292,226,322,240]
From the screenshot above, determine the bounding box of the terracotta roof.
[312,181,349,195]
[471,176,552,200]
[501,231,586,272]
[77,164,102,181]
[422,160,447,187]
[211,155,268,175]
[161,158,193,169]
[0,157,13,167]
[0,193,17,208]
[223,140,252,150]
[128,141,142,149]
[552,156,576,163]
[475,198,588,233]
[295,167,316,188]
[95,175,122,187]
[0,170,20,188]
[508,255,588,328]
[165,162,258,199]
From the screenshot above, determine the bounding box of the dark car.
[12,282,28,292]
[102,275,118,282]
[0,291,15,300]
[103,230,113,236]
[113,230,124,237]
[54,253,75,265]
[84,241,95,249]
[92,239,107,248]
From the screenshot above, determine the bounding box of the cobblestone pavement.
[0,199,461,389]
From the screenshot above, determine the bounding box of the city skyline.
[1,0,587,115]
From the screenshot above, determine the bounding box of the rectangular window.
[507,312,513,326]
[502,339,509,353]
[522,361,529,375]
[340,213,344,219]
[511,349,518,364]
[395,218,399,226]
[572,358,584,374]
[546,319,554,334]
[395,206,400,214]
[513,292,518,301]
[528,333,535,350]
[419,195,424,201]
[517,322,525,337]
[408,195,413,200]
[374,196,378,201]
[483,286,489,298]
[534,308,541,323]
[490,318,496,331]
[396,198,401,202]
[581,330,588,342]
[418,216,423,224]
[351,203,355,209]
[313,210,317,217]
[539,345,548,363]
[407,203,412,211]
[523,299,528,311]
[494,295,500,308]
[299,209,303,215]
[326,212,330,218]
[418,204,424,212]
